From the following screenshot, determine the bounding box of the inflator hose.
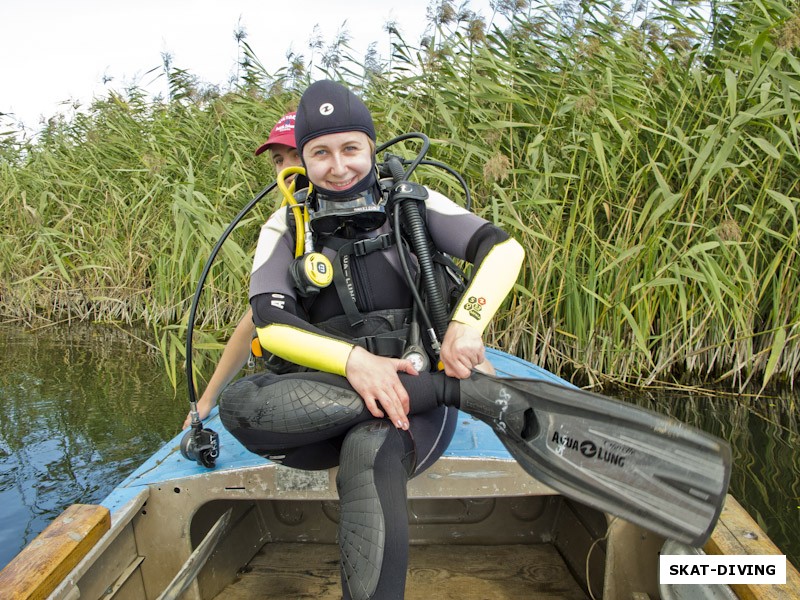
[386,157,449,340]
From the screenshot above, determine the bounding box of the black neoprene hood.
[295,80,376,155]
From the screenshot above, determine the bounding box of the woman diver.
[219,79,526,600]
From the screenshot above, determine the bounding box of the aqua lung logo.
[551,431,628,467]
[341,254,356,302]
[579,440,597,457]
[270,293,286,310]
[320,102,334,115]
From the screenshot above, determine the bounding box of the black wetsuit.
[220,184,523,600]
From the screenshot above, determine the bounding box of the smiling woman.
[302,132,374,192]
[219,78,529,600]
[294,78,379,197]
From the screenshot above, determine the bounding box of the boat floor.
[214,541,589,599]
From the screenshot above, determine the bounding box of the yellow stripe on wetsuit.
[451,237,525,333]
[256,324,354,376]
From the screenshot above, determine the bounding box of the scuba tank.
[384,153,448,350]
[378,133,472,368]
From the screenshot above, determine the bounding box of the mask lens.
[310,188,387,235]
[354,211,386,231]
[309,211,386,235]
[310,215,342,236]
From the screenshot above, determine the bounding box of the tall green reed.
[368,0,800,390]
[1,0,798,391]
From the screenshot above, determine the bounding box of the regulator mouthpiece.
[289,252,334,297]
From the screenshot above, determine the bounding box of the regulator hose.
[376,132,429,178]
[185,180,278,408]
[385,155,449,341]
[182,179,278,468]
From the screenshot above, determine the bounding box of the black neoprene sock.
[398,371,461,412]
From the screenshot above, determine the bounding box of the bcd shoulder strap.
[332,233,395,327]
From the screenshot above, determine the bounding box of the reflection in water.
[625,387,799,568]
[0,325,185,570]
[1,325,798,573]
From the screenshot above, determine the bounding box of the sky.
[1,0,496,135]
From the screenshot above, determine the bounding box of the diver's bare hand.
[345,346,417,429]
[440,321,487,379]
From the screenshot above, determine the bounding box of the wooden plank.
[215,542,588,599]
[704,495,800,600]
[0,504,110,600]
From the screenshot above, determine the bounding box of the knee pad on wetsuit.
[336,421,415,600]
[218,373,365,454]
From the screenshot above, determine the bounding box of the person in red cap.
[254,111,300,174]
[182,112,301,428]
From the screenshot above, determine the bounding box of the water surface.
[0,324,185,569]
[0,324,797,572]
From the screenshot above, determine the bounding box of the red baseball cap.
[255,112,297,155]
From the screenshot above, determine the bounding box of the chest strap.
[332,233,395,327]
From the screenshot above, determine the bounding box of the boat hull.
[3,349,797,599]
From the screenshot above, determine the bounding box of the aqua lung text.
[551,431,628,467]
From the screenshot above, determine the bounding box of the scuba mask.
[309,184,387,236]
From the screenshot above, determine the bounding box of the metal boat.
[2,349,797,599]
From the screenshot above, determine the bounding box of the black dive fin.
[459,371,731,547]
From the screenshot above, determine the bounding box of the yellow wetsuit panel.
[451,237,525,333]
[256,323,354,376]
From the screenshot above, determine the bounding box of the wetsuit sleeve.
[251,294,354,376]
[423,189,525,333]
[249,209,354,376]
[450,235,524,332]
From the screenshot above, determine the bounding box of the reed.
[370,0,800,391]
[1,0,798,391]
